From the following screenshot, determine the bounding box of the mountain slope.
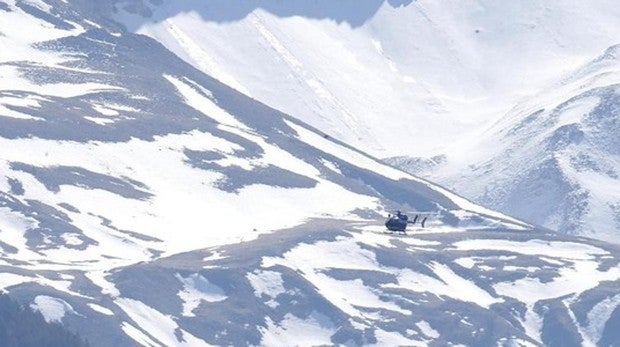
[393,45,620,243]
[6,221,620,347]
[109,0,620,242]
[0,1,618,346]
[110,0,620,157]
[0,294,90,347]
[0,6,524,262]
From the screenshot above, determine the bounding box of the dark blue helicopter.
[385,211,428,234]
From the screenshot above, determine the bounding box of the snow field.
[30,295,78,323]
[115,298,213,347]
[175,273,227,317]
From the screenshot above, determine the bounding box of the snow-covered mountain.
[0,1,619,346]
[390,45,620,243]
[108,0,620,242]
[110,0,620,157]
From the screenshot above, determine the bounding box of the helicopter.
[385,210,432,234]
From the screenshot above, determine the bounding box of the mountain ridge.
[391,44,620,244]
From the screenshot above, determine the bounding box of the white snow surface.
[247,270,286,299]
[416,320,440,339]
[119,0,620,158]
[30,295,77,323]
[386,262,502,309]
[0,127,381,268]
[260,312,336,347]
[115,0,620,242]
[175,273,227,317]
[88,303,114,316]
[453,239,609,260]
[584,293,620,345]
[121,322,161,347]
[286,119,526,226]
[0,2,618,346]
[116,298,213,347]
[402,45,620,243]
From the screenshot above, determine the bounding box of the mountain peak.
[601,43,620,61]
